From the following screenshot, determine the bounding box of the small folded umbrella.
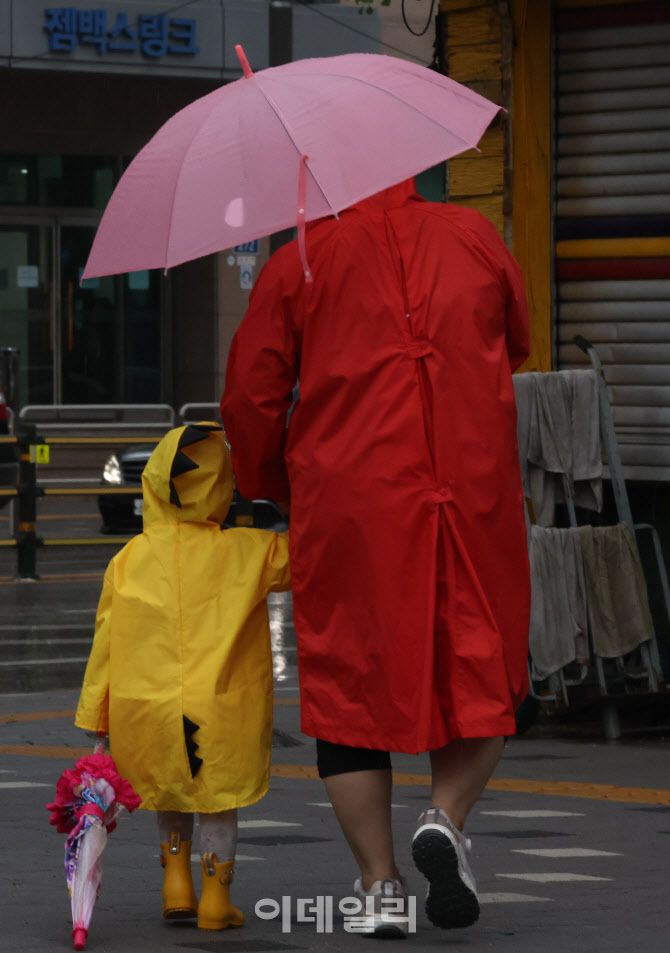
[46,738,141,951]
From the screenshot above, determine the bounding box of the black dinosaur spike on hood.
[141,422,234,526]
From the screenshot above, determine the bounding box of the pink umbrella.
[47,739,142,951]
[83,46,501,283]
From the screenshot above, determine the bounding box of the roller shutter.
[554,2,670,480]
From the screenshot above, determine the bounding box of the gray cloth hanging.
[514,370,602,526]
[578,523,655,659]
[528,524,589,680]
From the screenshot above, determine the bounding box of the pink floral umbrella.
[46,739,141,951]
[82,46,501,283]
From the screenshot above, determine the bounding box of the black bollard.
[15,423,43,580]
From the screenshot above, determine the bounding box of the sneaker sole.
[412,830,479,929]
[362,921,407,940]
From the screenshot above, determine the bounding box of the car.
[0,390,18,509]
[98,442,288,534]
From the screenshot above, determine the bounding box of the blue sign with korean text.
[43,8,200,57]
[233,241,259,254]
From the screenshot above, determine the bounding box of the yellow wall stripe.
[558,0,656,7]
[557,237,670,260]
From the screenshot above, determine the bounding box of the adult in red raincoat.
[221,178,530,934]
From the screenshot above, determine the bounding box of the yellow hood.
[141,422,233,526]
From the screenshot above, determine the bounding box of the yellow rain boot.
[198,853,245,930]
[159,832,198,919]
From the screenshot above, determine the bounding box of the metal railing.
[1,403,225,578]
[0,402,227,580]
[18,403,176,432]
[0,426,161,579]
[178,403,220,424]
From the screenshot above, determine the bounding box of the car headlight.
[102,454,122,485]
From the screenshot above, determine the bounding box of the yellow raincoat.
[75,423,291,812]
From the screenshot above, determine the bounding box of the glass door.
[0,215,164,407]
[60,223,119,403]
[0,222,55,406]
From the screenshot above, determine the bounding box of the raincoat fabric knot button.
[427,485,453,504]
[405,337,433,359]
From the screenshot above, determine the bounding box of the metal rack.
[523,337,667,739]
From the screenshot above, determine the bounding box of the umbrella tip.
[235,45,254,79]
[73,927,88,950]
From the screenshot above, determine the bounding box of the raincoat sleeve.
[263,531,291,593]
[221,251,300,505]
[502,253,530,372]
[74,563,114,733]
[470,213,530,371]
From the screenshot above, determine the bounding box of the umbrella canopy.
[47,743,141,951]
[82,46,501,282]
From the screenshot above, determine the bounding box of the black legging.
[316,738,392,779]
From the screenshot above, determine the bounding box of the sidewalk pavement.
[2,545,670,951]
[2,683,670,953]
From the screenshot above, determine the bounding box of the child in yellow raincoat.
[75,422,290,930]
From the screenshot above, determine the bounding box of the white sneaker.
[412,806,479,929]
[352,876,410,938]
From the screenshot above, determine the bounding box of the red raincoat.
[221,179,530,753]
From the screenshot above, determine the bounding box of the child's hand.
[94,731,108,754]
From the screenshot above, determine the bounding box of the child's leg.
[157,811,198,920]
[199,809,238,860]
[157,810,194,842]
[198,810,244,931]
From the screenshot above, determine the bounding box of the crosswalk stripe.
[0,639,92,645]
[0,624,91,631]
[0,658,90,666]
[481,810,585,818]
[153,853,262,863]
[0,781,51,789]
[194,853,262,862]
[497,873,613,883]
[307,801,407,809]
[512,848,621,858]
[480,892,553,904]
[238,820,301,829]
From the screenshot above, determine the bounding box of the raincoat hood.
[141,422,233,527]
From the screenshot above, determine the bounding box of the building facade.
[3,0,669,489]
[0,0,433,412]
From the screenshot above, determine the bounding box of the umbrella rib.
[253,81,340,217]
[162,112,212,271]
[272,70,495,151]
